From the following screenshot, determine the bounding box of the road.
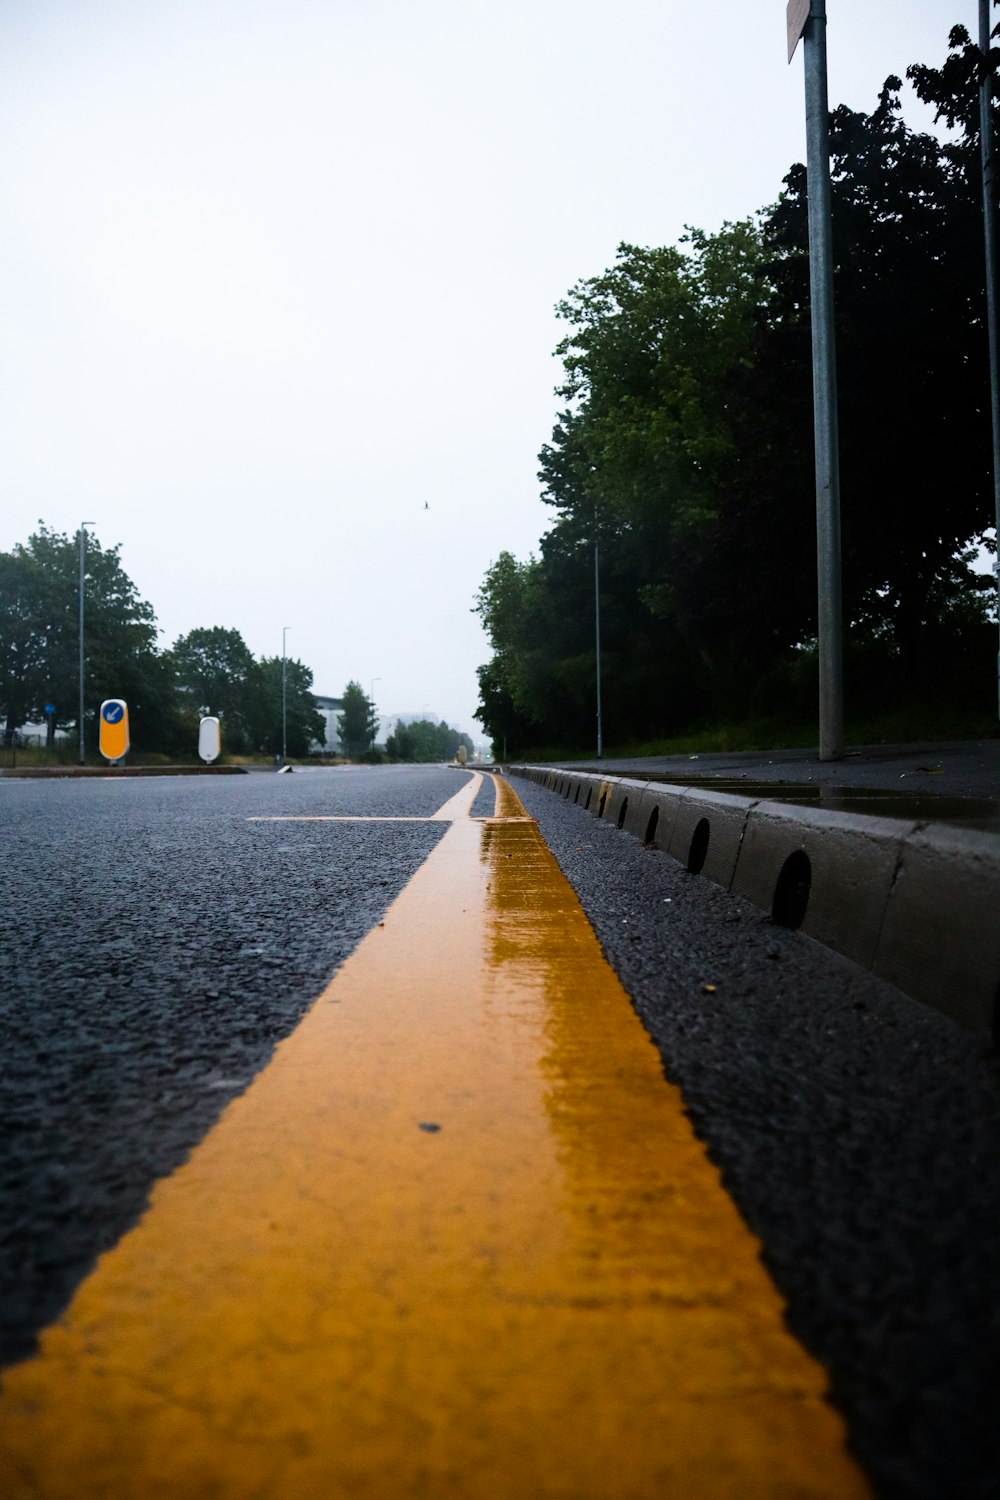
[1,765,465,1362]
[1,763,998,1498]
[513,769,1000,1500]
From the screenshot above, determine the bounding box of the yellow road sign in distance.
[98,699,130,762]
[198,716,221,763]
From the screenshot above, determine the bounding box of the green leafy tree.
[476,226,764,750]
[247,657,325,758]
[476,22,999,750]
[384,720,417,760]
[0,548,47,743]
[758,68,996,669]
[386,717,473,762]
[337,680,372,758]
[169,626,258,753]
[0,524,181,753]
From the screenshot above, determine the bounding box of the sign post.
[99,699,130,765]
[789,0,843,761]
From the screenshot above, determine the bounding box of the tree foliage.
[475,23,999,752]
[385,718,474,763]
[249,657,325,758]
[169,628,324,758]
[169,626,259,753]
[0,527,328,758]
[337,681,374,759]
[0,525,176,750]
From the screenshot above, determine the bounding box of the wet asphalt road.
[0,766,459,1365]
[513,773,1000,1500]
[2,763,999,1500]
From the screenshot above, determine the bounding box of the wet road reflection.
[0,775,870,1499]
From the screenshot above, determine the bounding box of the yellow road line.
[0,774,871,1498]
[248,816,535,823]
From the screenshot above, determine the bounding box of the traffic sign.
[787,0,810,63]
[198,716,221,764]
[99,699,130,762]
[44,703,55,716]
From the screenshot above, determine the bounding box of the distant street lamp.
[594,534,603,760]
[282,626,291,763]
[370,677,381,753]
[78,522,95,765]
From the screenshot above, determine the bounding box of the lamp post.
[980,0,1000,715]
[791,0,843,761]
[78,522,95,765]
[370,677,381,754]
[594,535,603,760]
[281,626,290,764]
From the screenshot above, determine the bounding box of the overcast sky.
[0,0,977,742]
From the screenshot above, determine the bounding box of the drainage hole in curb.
[598,790,607,818]
[687,818,710,875]
[644,806,659,846]
[772,850,812,930]
[585,788,592,810]
[574,785,580,804]
[617,797,629,830]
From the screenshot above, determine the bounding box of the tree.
[385,717,474,762]
[476,226,766,750]
[0,524,180,752]
[246,656,325,758]
[169,626,258,753]
[759,68,996,669]
[337,681,372,758]
[384,719,417,760]
[475,23,1000,750]
[0,549,47,743]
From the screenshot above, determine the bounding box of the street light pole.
[370,677,381,754]
[594,536,603,759]
[282,626,290,764]
[78,522,95,765]
[796,0,844,761]
[980,0,1000,715]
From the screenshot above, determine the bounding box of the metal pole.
[980,0,1000,716]
[594,537,603,759]
[804,0,844,760]
[370,676,380,753]
[78,522,94,765]
[281,626,290,763]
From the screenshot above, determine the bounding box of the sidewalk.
[560,739,1000,807]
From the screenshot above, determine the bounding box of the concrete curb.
[510,764,1000,1043]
